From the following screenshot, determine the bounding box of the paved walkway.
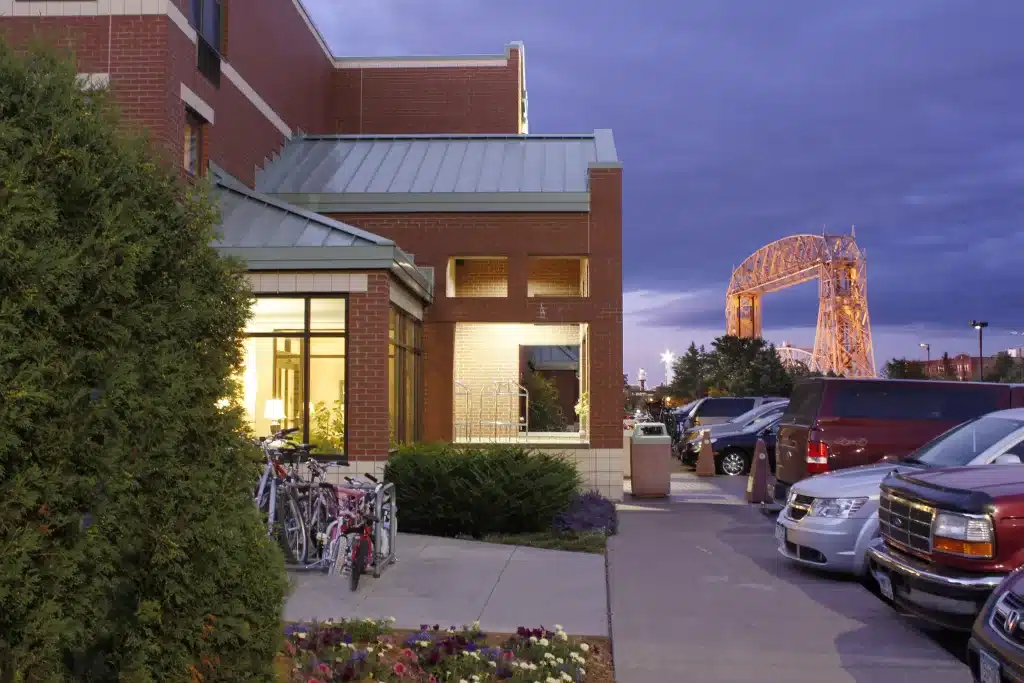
[609,474,971,683]
[285,533,608,636]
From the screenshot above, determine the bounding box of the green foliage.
[524,370,567,432]
[383,444,582,538]
[0,42,287,681]
[985,351,1024,383]
[883,358,928,379]
[670,336,797,398]
[308,399,345,452]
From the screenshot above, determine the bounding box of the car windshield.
[907,415,1024,468]
[726,404,787,429]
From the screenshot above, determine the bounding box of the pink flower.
[316,663,331,674]
[307,679,322,683]
[428,675,438,683]
[393,662,407,676]
[401,648,416,659]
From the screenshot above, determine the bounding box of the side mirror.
[994,454,1023,465]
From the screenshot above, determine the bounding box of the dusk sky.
[305,0,1024,385]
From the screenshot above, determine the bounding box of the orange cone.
[746,437,770,503]
[695,432,716,477]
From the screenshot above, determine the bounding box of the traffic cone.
[695,432,716,477]
[746,437,770,503]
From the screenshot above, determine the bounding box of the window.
[697,398,756,418]
[190,0,225,86]
[389,306,423,446]
[912,416,1024,468]
[527,257,589,297]
[184,108,206,176]
[446,257,508,298]
[783,379,824,425]
[236,296,347,451]
[830,382,1005,422]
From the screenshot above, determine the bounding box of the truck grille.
[879,492,934,555]
[992,591,1024,648]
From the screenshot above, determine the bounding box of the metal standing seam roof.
[211,176,393,249]
[253,130,620,212]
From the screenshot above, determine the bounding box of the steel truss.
[725,233,877,377]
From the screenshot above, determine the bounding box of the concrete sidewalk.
[608,479,971,683]
[285,533,608,636]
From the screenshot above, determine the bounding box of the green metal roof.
[209,168,433,302]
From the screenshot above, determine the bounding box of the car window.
[698,398,756,417]
[1001,440,1024,459]
[783,380,823,424]
[831,382,1005,421]
[912,416,1024,468]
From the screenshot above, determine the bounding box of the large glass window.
[389,306,423,447]
[238,295,347,451]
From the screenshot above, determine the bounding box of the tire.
[277,490,308,564]
[717,448,750,477]
[307,488,335,563]
[350,536,369,591]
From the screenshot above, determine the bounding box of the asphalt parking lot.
[609,474,973,683]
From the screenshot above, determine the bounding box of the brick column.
[346,272,390,459]
[423,321,455,442]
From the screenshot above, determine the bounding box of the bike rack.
[372,482,398,577]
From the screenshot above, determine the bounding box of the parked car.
[867,463,1024,631]
[679,396,786,433]
[777,410,1024,576]
[772,377,1024,506]
[699,415,781,476]
[680,401,789,467]
[969,566,1024,683]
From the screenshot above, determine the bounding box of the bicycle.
[253,428,309,563]
[334,474,385,591]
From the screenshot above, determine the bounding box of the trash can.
[630,422,672,498]
[622,418,636,478]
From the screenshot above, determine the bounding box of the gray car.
[775,409,1024,576]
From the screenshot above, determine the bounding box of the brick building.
[1,0,625,498]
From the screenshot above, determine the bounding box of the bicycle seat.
[293,443,317,451]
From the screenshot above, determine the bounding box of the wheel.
[717,448,750,477]
[277,490,308,564]
[306,489,335,563]
[350,536,369,591]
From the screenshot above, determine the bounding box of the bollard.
[746,437,770,503]
[695,432,716,477]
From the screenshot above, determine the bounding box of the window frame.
[244,293,349,452]
[389,306,424,447]
[183,107,206,177]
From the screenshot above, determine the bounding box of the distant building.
[923,353,1013,381]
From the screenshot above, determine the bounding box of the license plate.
[873,570,894,601]
[980,650,1001,683]
[775,523,786,544]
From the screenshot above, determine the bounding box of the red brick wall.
[332,46,522,134]
[329,168,624,448]
[0,16,172,147]
[346,272,391,459]
[217,0,334,134]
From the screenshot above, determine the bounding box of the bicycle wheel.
[276,489,308,564]
[350,536,369,591]
[306,488,335,563]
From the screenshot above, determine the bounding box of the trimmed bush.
[553,491,619,535]
[384,444,582,538]
[0,43,287,681]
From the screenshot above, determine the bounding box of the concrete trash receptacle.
[630,422,672,498]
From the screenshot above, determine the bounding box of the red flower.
[429,676,438,683]
[401,648,416,659]
[316,663,331,674]
[393,662,407,676]
[502,650,514,660]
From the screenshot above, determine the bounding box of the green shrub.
[384,443,582,538]
[0,43,287,681]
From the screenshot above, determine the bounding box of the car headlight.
[933,512,993,558]
[709,437,718,445]
[809,497,868,518]
[787,489,798,505]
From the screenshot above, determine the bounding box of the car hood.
[896,464,1024,496]
[793,462,926,499]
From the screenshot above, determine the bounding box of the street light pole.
[919,342,930,363]
[970,321,988,381]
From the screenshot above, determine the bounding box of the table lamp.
[264,398,285,433]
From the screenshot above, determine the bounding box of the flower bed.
[279,618,613,682]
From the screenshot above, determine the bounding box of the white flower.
[472,675,481,682]
[472,620,481,629]
[388,616,397,623]
[296,632,306,640]
[528,663,538,670]
[579,668,586,676]
[417,640,430,647]
[556,657,564,665]
[538,637,549,647]
[460,679,469,683]
[560,674,573,682]
[556,631,568,641]
[366,647,374,653]
[363,617,375,623]
[544,652,556,660]
[579,643,590,652]
[488,661,497,667]
[529,635,538,643]
[554,624,564,632]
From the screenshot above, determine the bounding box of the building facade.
[1,0,625,498]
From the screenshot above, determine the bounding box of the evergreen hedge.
[0,42,288,681]
[383,444,582,538]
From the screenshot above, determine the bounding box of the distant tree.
[884,358,928,379]
[985,352,1023,383]
[707,335,794,396]
[670,342,708,399]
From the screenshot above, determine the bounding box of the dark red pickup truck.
[867,465,1024,631]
